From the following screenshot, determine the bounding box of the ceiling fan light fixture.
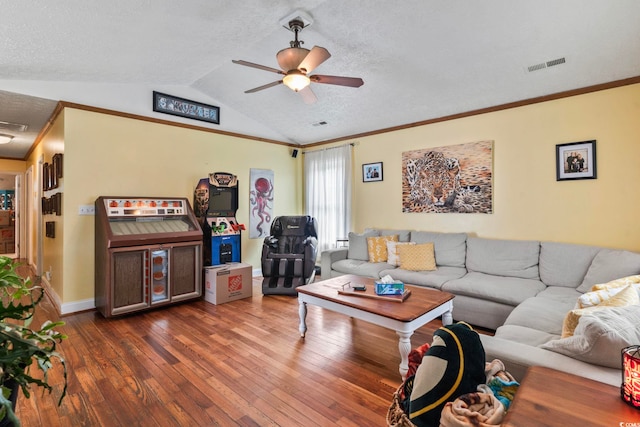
[283,71,310,92]
[276,47,310,71]
[0,134,14,145]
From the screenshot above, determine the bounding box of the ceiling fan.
[232,18,364,104]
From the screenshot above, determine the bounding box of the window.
[304,145,352,255]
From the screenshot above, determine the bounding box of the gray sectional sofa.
[320,229,640,386]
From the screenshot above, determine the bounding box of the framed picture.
[363,162,383,182]
[53,153,63,179]
[556,140,597,181]
[50,160,58,189]
[42,162,50,191]
[153,91,220,125]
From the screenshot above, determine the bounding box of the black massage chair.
[261,216,318,295]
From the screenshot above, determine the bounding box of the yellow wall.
[61,108,301,305]
[350,83,640,251]
[0,159,25,173]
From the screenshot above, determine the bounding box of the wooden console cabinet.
[95,197,203,317]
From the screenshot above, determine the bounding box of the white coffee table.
[297,275,454,379]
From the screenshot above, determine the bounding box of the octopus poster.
[249,168,274,238]
[402,140,493,214]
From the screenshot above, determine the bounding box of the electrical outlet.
[78,205,95,215]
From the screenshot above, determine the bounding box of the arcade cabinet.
[194,172,244,266]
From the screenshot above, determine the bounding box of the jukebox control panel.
[104,198,186,217]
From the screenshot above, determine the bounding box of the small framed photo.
[153,91,220,125]
[363,162,383,182]
[556,140,597,181]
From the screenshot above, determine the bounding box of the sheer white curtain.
[304,144,352,255]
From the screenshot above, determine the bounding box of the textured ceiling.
[1,0,639,159]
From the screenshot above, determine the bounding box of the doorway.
[0,172,18,258]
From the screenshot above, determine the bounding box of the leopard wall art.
[402,141,493,214]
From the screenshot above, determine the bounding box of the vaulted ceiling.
[1,1,639,160]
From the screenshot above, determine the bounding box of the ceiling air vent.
[527,57,566,72]
[0,121,28,133]
[312,121,328,127]
[546,57,566,67]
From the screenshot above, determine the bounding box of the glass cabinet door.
[150,249,169,303]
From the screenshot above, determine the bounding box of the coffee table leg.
[396,331,413,380]
[298,299,307,338]
[442,308,453,326]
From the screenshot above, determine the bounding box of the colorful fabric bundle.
[484,359,519,410]
[407,322,486,427]
[438,390,505,427]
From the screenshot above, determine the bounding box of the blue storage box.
[374,281,405,295]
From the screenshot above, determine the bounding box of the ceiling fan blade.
[310,75,364,88]
[245,80,283,93]
[298,46,331,73]
[232,60,284,75]
[299,86,318,105]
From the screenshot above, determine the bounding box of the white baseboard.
[60,298,96,315]
[40,276,95,315]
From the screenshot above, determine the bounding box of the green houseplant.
[0,256,67,426]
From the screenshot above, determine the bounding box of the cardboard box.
[204,262,252,305]
[0,211,11,226]
[0,227,14,242]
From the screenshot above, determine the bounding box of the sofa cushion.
[577,249,640,292]
[382,266,467,290]
[347,230,379,261]
[442,271,545,307]
[502,296,574,336]
[366,228,411,242]
[399,243,436,271]
[466,238,540,280]
[534,286,582,303]
[541,305,640,369]
[387,241,416,267]
[366,235,398,263]
[539,242,600,288]
[493,324,559,347]
[410,231,467,268]
[331,258,391,279]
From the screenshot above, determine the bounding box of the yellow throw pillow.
[386,241,416,266]
[398,243,437,271]
[563,285,639,337]
[577,286,635,308]
[366,235,398,263]
[590,274,640,291]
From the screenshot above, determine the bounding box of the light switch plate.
[78,205,95,215]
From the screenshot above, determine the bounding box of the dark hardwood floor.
[15,276,459,426]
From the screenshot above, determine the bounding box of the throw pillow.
[590,274,640,291]
[541,305,640,369]
[399,243,437,271]
[387,241,417,267]
[562,285,639,337]
[366,235,398,263]
[347,230,379,261]
[577,286,627,309]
